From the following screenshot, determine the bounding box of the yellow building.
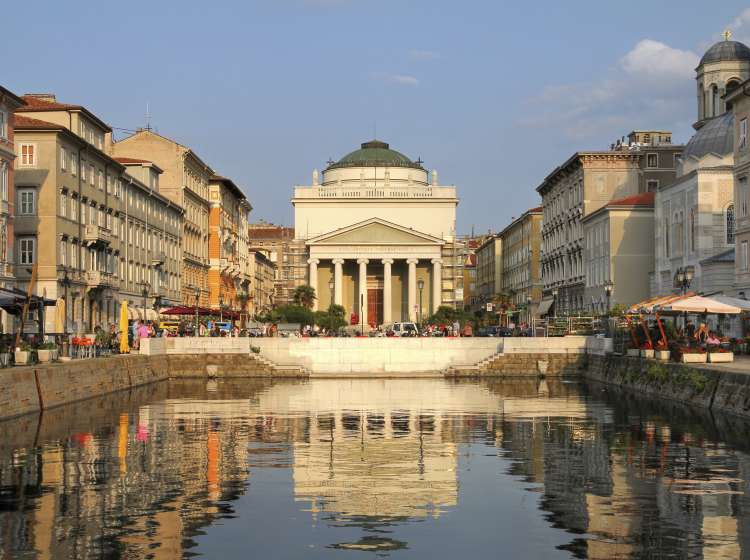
[109,129,212,307]
[499,207,542,321]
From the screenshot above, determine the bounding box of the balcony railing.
[293,186,457,199]
[84,224,111,246]
[151,252,166,267]
[86,270,113,287]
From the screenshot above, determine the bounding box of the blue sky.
[5,1,750,234]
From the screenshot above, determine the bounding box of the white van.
[383,322,419,337]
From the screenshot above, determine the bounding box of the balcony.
[86,270,113,287]
[151,252,166,267]
[84,224,111,247]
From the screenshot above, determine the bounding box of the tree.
[274,304,314,325]
[427,305,473,327]
[315,304,347,332]
[292,285,317,309]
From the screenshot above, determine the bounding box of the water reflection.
[1,378,750,558]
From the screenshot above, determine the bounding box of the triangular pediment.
[307,218,444,245]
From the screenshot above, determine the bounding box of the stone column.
[308,258,319,311]
[333,258,344,306]
[431,258,442,314]
[357,258,369,329]
[407,258,418,323]
[382,258,393,324]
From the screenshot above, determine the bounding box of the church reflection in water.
[1,378,750,558]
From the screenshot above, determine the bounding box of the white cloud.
[620,39,698,78]
[518,39,698,142]
[371,72,419,86]
[409,49,440,61]
[730,7,750,30]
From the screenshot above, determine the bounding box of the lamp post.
[551,288,559,319]
[417,279,425,326]
[138,281,151,324]
[59,266,71,356]
[193,285,200,335]
[219,293,224,323]
[526,295,532,325]
[676,265,694,330]
[604,281,614,314]
[328,278,334,308]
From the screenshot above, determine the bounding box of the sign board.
[486,303,494,312]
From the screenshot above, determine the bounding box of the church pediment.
[307,218,444,245]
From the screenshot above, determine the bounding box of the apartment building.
[582,192,655,312]
[475,235,502,307]
[499,207,542,321]
[248,222,300,306]
[115,158,184,316]
[0,85,24,329]
[249,250,276,316]
[14,94,186,332]
[109,130,212,307]
[208,175,251,314]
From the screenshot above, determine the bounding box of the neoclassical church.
[293,140,461,327]
[653,35,750,295]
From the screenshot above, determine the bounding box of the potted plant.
[654,340,670,361]
[37,342,59,363]
[640,341,655,359]
[708,346,734,363]
[0,340,10,368]
[676,345,707,363]
[14,341,34,366]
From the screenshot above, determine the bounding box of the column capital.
[381,258,394,265]
[332,258,345,265]
[406,258,419,265]
[307,258,320,265]
[430,258,443,265]
[357,258,369,265]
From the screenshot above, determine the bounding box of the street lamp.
[193,285,200,335]
[526,295,532,325]
[676,265,694,331]
[604,280,614,314]
[417,279,425,326]
[551,288,559,319]
[59,266,71,356]
[138,281,151,323]
[219,293,224,323]
[328,278,334,307]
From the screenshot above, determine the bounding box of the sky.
[5,1,750,234]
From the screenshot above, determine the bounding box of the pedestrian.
[452,320,460,337]
[137,321,149,345]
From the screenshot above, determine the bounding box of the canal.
[1,377,749,559]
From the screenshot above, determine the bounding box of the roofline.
[122,173,185,214]
[498,207,542,238]
[476,234,500,252]
[724,77,750,103]
[0,85,25,108]
[115,158,164,174]
[17,102,112,133]
[115,129,214,174]
[582,202,654,223]
[15,118,126,172]
[210,174,246,201]
[536,150,643,195]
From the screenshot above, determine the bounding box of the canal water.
[1,378,750,559]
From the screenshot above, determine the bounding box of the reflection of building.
[294,140,463,326]
[653,36,750,296]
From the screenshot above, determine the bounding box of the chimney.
[24,93,57,103]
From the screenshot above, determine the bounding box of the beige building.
[293,140,462,327]
[248,222,299,306]
[207,175,251,314]
[499,207,542,321]
[114,158,184,315]
[653,37,750,296]
[109,129,212,307]
[248,250,276,316]
[0,85,24,330]
[13,94,186,332]
[475,235,502,308]
[582,192,655,312]
[726,76,750,296]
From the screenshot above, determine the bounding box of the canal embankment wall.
[584,355,750,419]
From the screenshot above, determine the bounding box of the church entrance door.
[366,270,384,327]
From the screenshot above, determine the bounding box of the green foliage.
[250,345,260,354]
[427,305,472,326]
[292,285,317,309]
[606,304,628,317]
[314,304,347,331]
[274,304,314,325]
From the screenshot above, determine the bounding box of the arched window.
[727,79,741,95]
[689,208,696,253]
[727,204,735,244]
[712,84,721,117]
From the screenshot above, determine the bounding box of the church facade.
[292,140,462,327]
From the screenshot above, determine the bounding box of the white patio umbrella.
[658,295,741,314]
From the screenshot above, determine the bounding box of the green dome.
[327,140,423,170]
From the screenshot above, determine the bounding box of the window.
[71,155,77,176]
[646,153,658,168]
[70,197,78,222]
[60,240,67,266]
[18,189,35,215]
[60,147,67,171]
[90,204,96,225]
[60,192,67,217]
[19,238,35,265]
[673,153,681,167]
[19,144,35,167]
[712,84,720,117]
[71,244,77,269]
[0,162,7,201]
[647,180,659,192]
[689,208,696,253]
[0,111,6,139]
[80,202,86,225]
[727,204,736,244]
[98,170,104,190]
[741,118,749,151]
[740,177,749,218]
[81,160,87,181]
[742,241,749,271]
[89,164,94,184]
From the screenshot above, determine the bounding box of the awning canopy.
[0,287,56,315]
[627,293,695,314]
[710,295,750,311]
[537,298,554,316]
[660,295,741,314]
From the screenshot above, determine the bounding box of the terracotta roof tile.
[606,192,655,208]
[114,156,153,164]
[13,115,66,130]
[17,95,81,112]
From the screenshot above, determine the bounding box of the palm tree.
[292,284,317,309]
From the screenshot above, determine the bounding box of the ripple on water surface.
[0,377,749,559]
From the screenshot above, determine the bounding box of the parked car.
[383,322,419,337]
